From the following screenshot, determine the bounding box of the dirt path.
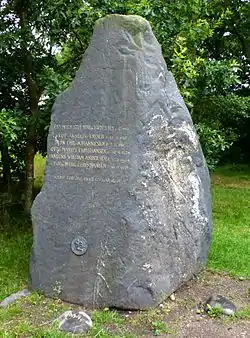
[126,271,250,337]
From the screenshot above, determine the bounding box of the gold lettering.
[53,123,129,132]
[65,140,126,147]
[50,123,131,181]
[52,161,107,169]
[54,175,122,184]
[55,133,128,141]
[50,154,67,159]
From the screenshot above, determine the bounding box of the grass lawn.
[208,165,250,277]
[0,158,249,336]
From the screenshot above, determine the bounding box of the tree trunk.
[0,139,11,225]
[18,1,40,214]
[1,144,11,190]
[24,135,35,213]
[0,132,10,186]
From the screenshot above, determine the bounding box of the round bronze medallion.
[71,236,88,256]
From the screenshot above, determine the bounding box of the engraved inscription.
[55,175,121,184]
[48,124,131,184]
[54,124,129,131]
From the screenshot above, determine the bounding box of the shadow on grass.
[212,164,250,179]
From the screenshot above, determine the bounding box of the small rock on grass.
[204,295,236,316]
[57,310,92,334]
[0,289,30,307]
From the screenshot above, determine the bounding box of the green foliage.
[152,321,173,336]
[0,109,27,180]
[171,41,242,108]
[37,66,72,156]
[194,94,250,165]
[0,0,87,192]
[172,36,205,107]
[234,307,250,320]
[194,94,250,129]
[198,60,241,96]
[206,304,224,318]
[195,123,232,169]
[0,109,25,144]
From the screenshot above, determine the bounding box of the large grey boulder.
[30,14,212,310]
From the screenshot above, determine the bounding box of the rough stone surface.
[0,289,30,307]
[204,295,237,315]
[30,14,212,309]
[57,311,92,334]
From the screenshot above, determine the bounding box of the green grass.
[0,226,32,301]
[209,165,250,277]
[34,153,46,192]
[234,307,250,320]
[0,294,136,337]
[0,160,249,336]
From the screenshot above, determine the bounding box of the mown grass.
[209,164,250,277]
[0,296,137,337]
[0,158,249,336]
[0,228,32,301]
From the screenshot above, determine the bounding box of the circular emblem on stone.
[71,236,88,256]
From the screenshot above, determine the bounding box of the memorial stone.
[30,14,212,309]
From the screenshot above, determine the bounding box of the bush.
[195,123,232,170]
[193,94,250,166]
[0,109,27,182]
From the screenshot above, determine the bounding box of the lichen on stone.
[96,14,149,49]
[96,14,148,34]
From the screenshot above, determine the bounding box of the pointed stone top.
[95,14,150,33]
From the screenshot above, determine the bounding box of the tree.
[0,0,83,212]
[1,0,249,214]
